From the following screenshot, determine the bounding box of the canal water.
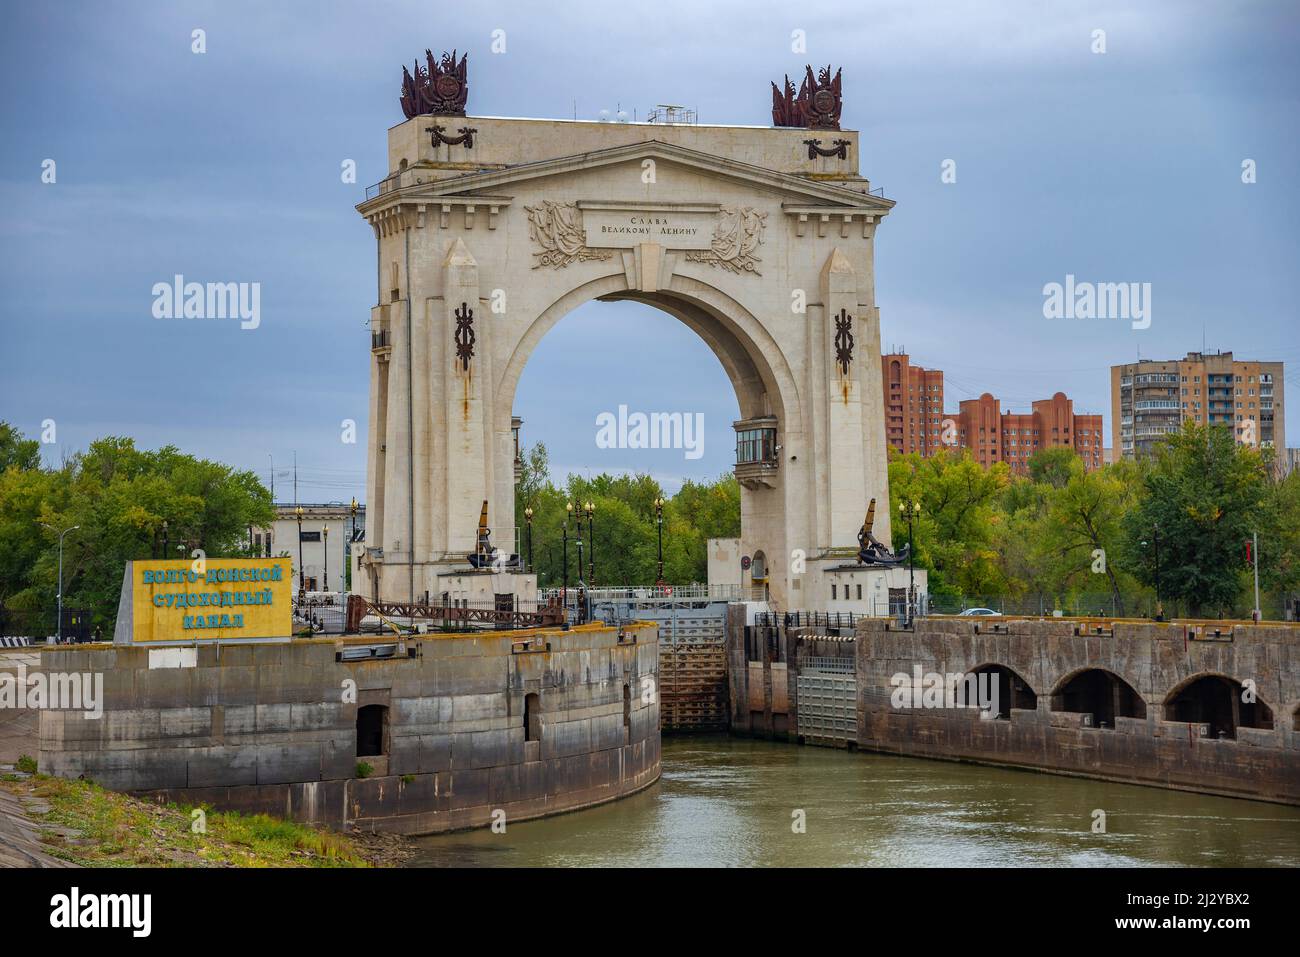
[408,736,1300,867]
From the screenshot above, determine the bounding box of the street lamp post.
[576,518,585,588]
[295,505,305,594]
[898,500,920,625]
[322,524,329,592]
[161,520,169,561]
[349,497,359,592]
[40,523,79,644]
[563,502,572,604]
[585,500,595,586]
[524,506,534,574]
[1141,524,1163,620]
[654,497,665,587]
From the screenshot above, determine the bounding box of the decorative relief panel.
[525,202,766,275]
[523,202,615,269]
[682,206,768,276]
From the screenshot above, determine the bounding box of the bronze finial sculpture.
[401,49,468,119]
[771,65,842,130]
[857,498,910,567]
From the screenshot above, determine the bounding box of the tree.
[0,427,274,633]
[510,442,740,587]
[1121,422,1270,617]
[0,422,41,472]
[889,448,1011,600]
[1037,458,1140,613]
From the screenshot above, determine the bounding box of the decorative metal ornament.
[804,138,850,160]
[427,124,478,149]
[834,308,854,375]
[454,302,475,371]
[771,65,842,130]
[401,49,468,119]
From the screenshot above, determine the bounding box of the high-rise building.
[951,392,1104,474]
[1111,351,1285,460]
[882,353,945,456]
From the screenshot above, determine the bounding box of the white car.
[958,607,1001,617]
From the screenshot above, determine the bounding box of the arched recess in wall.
[965,663,1038,720]
[1050,668,1147,728]
[1164,673,1273,739]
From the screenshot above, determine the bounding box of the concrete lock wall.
[36,622,660,834]
[727,612,1300,805]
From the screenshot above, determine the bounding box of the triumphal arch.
[356,54,897,609]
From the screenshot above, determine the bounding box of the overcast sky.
[2,1,1296,502]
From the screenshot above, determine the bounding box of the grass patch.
[15,754,37,773]
[0,774,374,868]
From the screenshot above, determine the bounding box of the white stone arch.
[357,114,897,609]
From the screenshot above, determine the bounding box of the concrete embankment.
[34,621,660,835]
[729,613,1300,805]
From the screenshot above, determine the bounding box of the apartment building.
[1111,351,1285,459]
[952,391,1104,474]
[882,353,946,456]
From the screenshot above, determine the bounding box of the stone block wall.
[37,622,660,834]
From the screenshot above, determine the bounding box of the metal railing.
[540,583,766,603]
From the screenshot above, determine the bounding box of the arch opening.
[1051,669,1147,729]
[524,691,541,742]
[967,664,1038,720]
[1165,675,1273,739]
[356,704,388,757]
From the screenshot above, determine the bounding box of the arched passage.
[1165,674,1273,739]
[1051,668,1147,729]
[494,275,808,599]
[965,663,1038,720]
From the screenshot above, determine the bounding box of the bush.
[15,754,37,773]
[355,762,373,779]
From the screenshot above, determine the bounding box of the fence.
[923,593,1300,621]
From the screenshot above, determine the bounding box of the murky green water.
[408,736,1300,867]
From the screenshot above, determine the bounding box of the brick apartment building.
[883,353,945,456]
[883,353,1104,472]
[951,391,1105,474]
[1110,351,1285,460]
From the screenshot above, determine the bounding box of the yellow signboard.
[129,557,292,642]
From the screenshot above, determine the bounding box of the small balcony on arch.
[734,417,779,489]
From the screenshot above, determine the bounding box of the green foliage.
[889,448,1011,601]
[355,762,374,779]
[1121,422,1272,617]
[513,442,740,587]
[16,754,37,773]
[0,423,41,472]
[0,422,274,633]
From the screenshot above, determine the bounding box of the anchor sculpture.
[465,500,520,570]
[857,498,910,567]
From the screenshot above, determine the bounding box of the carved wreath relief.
[523,202,614,269]
[834,308,854,375]
[684,206,767,275]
